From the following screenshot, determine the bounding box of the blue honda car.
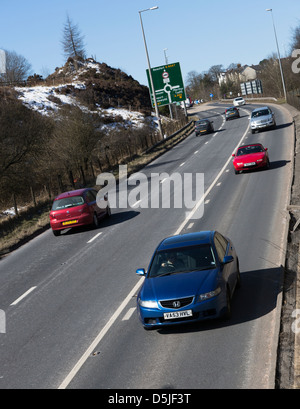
[136,231,240,329]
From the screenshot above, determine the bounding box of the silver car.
[250,106,276,134]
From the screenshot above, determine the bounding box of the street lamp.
[139,6,164,139]
[266,8,287,101]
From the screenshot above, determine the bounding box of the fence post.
[30,186,37,208]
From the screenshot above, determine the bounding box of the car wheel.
[92,213,99,228]
[53,230,60,237]
[234,169,241,175]
[236,260,241,289]
[106,205,111,217]
[251,129,255,134]
[265,158,270,169]
[222,287,232,321]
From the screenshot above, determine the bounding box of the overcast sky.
[0,0,299,86]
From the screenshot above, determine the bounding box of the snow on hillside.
[14,82,146,129]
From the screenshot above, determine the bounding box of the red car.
[49,188,111,236]
[232,143,270,174]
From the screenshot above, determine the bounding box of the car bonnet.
[140,268,218,303]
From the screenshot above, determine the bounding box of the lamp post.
[139,6,164,139]
[266,8,287,101]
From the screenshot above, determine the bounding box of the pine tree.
[61,14,86,60]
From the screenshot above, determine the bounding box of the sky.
[0,0,299,86]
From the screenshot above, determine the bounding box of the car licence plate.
[62,220,78,226]
[164,310,193,320]
[244,162,256,167]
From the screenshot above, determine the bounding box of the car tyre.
[92,213,99,228]
[222,287,232,321]
[52,229,60,237]
[106,205,111,217]
[251,129,255,134]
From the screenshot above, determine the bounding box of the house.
[218,65,261,86]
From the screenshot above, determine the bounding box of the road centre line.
[58,277,144,389]
[87,232,102,244]
[10,286,37,306]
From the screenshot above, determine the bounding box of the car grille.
[159,296,194,309]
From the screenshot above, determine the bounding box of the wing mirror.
[136,268,146,276]
[222,255,234,264]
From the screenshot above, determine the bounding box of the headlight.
[256,159,263,163]
[236,162,243,166]
[198,287,221,302]
[138,299,158,308]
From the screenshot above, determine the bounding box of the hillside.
[15,56,152,126]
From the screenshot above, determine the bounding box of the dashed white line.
[87,232,102,243]
[122,307,136,321]
[179,162,185,167]
[10,286,37,306]
[187,222,194,229]
[132,200,141,208]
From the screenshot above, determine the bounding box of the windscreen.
[148,244,216,278]
[52,196,85,210]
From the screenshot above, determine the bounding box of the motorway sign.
[146,62,186,107]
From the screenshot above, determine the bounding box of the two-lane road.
[0,103,294,388]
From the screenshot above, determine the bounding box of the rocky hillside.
[15,56,152,121]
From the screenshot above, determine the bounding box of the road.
[0,102,294,389]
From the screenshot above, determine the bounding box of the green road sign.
[146,62,186,107]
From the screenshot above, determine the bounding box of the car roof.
[54,188,91,201]
[237,143,264,149]
[157,231,215,251]
[252,106,269,112]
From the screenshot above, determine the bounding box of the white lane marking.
[174,120,250,235]
[217,182,222,186]
[187,222,194,229]
[58,277,144,389]
[194,150,199,154]
[122,307,136,321]
[132,200,141,208]
[10,287,37,306]
[179,162,185,167]
[87,232,102,244]
[205,199,210,204]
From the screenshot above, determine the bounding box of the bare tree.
[61,14,86,60]
[0,50,32,84]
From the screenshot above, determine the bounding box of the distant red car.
[49,188,110,236]
[232,143,270,174]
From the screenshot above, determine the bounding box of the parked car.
[136,231,240,329]
[232,143,270,174]
[233,97,245,106]
[250,106,276,133]
[225,106,240,121]
[49,188,110,236]
[195,119,214,136]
